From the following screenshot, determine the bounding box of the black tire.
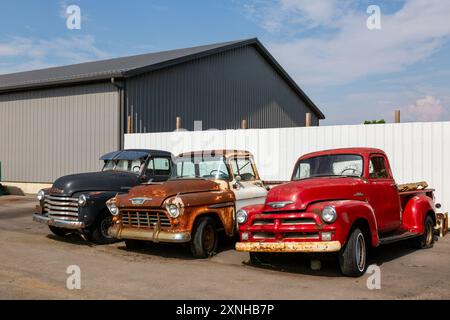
[125,239,146,250]
[89,213,116,244]
[339,227,367,277]
[190,217,219,258]
[411,216,435,249]
[249,252,271,265]
[48,226,71,237]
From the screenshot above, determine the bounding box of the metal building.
[0,38,324,188]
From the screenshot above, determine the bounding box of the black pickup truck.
[33,149,173,244]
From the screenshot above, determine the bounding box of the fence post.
[395,110,401,123]
[305,113,312,127]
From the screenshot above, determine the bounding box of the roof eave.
[0,72,124,94]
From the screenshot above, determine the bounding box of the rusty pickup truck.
[236,147,440,276]
[107,150,268,258]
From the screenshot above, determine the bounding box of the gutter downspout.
[111,78,125,149]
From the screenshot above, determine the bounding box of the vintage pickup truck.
[236,148,438,276]
[33,149,173,244]
[107,150,268,257]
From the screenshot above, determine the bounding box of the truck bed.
[397,181,434,210]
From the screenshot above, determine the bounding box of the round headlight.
[78,194,87,207]
[236,209,248,224]
[166,204,180,218]
[37,189,45,201]
[107,202,119,216]
[321,206,337,223]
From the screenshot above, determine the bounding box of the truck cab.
[33,149,174,244]
[236,148,437,276]
[107,150,268,258]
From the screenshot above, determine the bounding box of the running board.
[379,231,419,245]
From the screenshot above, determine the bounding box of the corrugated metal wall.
[126,46,318,133]
[0,83,119,183]
[125,121,450,217]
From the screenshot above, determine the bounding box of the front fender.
[237,204,265,231]
[402,194,435,234]
[75,191,120,227]
[307,200,380,247]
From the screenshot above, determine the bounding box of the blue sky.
[1,0,449,125]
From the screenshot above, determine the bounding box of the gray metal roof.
[0,38,324,119]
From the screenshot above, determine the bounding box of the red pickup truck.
[236,148,437,276]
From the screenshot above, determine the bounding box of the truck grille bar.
[121,211,172,228]
[43,195,79,220]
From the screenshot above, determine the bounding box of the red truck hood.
[263,177,365,212]
[116,179,221,207]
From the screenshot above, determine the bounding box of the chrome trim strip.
[44,204,78,212]
[45,200,78,207]
[45,195,78,202]
[208,202,234,209]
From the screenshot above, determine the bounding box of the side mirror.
[139,175,148,182]
[233,175,244,189]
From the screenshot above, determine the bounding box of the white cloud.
[242,0,450,85]
[0,35,110,74]
[401,96,447,122]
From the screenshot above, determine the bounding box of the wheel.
[339,227,367,277]
[89,213,116,244]
[249,252,271,264]
[190,217,219,258]
[412,216,435,249]
[125,239,146,250]
[48,226,71,237]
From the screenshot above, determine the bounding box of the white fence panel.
[125,122,450,215]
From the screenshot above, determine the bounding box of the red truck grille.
[253,232,319,240]
[248,212,321,242]
[253,217,315,226]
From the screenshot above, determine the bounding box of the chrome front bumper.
[108,223,191,243]
[33,214,85,229]
[236,241,342,253]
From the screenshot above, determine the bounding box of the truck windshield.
[102,159,144,173]
[172,156,230,180]
[293,154,363,180]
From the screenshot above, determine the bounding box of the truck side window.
[369,156,389,179]
[147,158,171,176]
[230,158,256,181]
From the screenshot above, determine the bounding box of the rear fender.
[402,194,435,234]
[308,200,380,247]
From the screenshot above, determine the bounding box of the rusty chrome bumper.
[235,241,342,253]
[108,223,191,243]
[33,213,85,229]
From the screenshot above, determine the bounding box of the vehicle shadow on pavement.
[116,236,237,260]
[242,238,435,277]
[368,237,439,265]
[243,253,344,277]
[46,233,96,247]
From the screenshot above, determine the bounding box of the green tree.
[363,119,386,124]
